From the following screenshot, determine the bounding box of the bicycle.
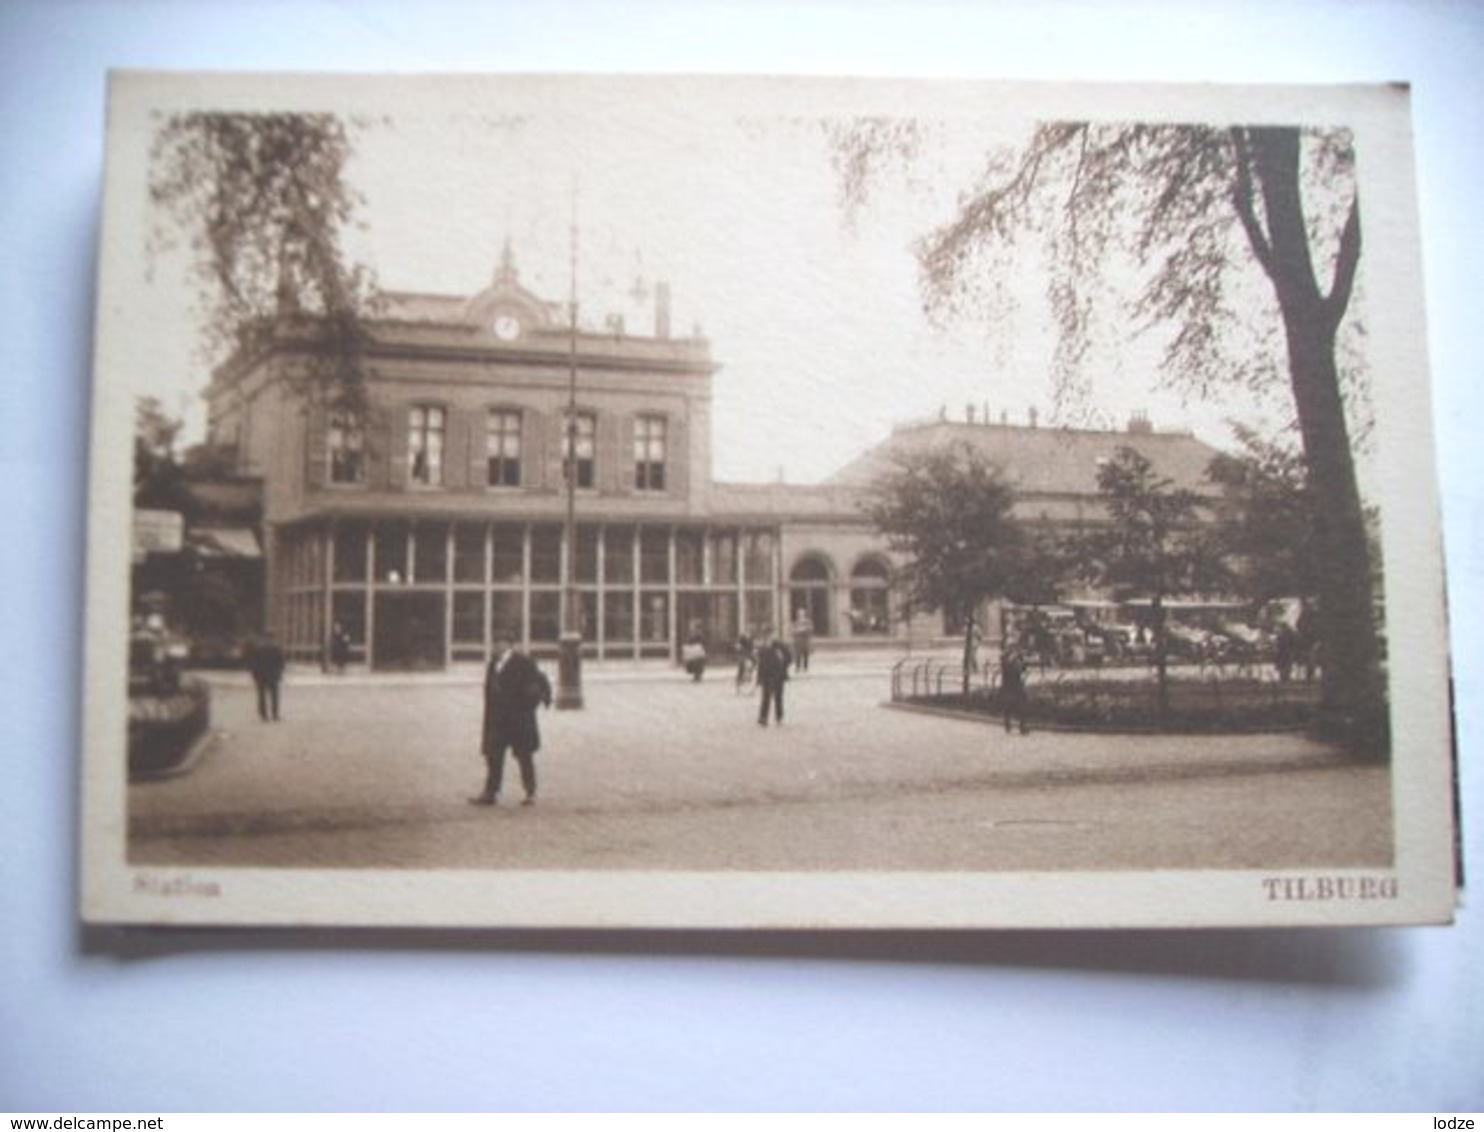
[735,651,757,693]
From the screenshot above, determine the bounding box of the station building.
[203,246,1226,669]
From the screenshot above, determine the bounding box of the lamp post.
[556,182,584,710]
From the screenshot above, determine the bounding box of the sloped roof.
[825,420,1224,497]
[376,291,471,324]
[708,481,865,519]
[188,526,262,559]
[184,478,262,522]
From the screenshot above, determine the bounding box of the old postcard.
[82,72,1458,929]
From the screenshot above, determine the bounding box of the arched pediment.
[460,240,561,338]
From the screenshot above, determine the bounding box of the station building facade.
[205,249,1225,669]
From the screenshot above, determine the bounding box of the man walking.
[470,629,553,807]
[999,644,1030,735]
[756,635,793,726]
[246,633,286,722]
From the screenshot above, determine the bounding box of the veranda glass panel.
[530,525,561,584]
[603,591,634,642]
[452,592,485,644]
[711,531,737,585]
[491,524,523,585]
[640,529,669,583]
[744,531,775,583]
[333,522,368,582]
[745,592,774,637]
[489,591,523,642]
[530,591,560,643]
[374,525,409,584]
[576,527,599,584]
[453,523,485,583]
[676,529,704,584]
[604,527,634,584]
[413,522,447,583]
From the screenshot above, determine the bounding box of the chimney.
[655,281,671,340]
[965,403,976,424]
[1028,406,1038,429]
[1127,410,1153,435]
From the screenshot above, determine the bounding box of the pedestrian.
[246,633,287,722]
[999,644,1030,735]
[963,615,983,679]
[1273,622,1297,683]
[756,635,793,726]
[1296,604,1320,684]
[792,611,813,673]
[329,621,351,673]
[735,628,757,692]
[682,624,707,682]
[470,628,553,807]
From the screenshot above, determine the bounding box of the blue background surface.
[1,0,1480,1111]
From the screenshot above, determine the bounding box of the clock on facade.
[493,313,522,341]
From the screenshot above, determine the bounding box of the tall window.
[408,405,445,486]
[327,409,365,484]
[486,409,522,487]
[563,411,596,489]
[634,415,667,492]
[327,409,365,483]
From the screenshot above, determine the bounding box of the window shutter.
[668,412,686,497]
[596,411,620,495]
[306,400,329,488]
[524,408,546,491]
[386,406,408,490]
[469,412,486,488]
[615,413,634,495]
[360,407,388,490]
[444,406,468,489]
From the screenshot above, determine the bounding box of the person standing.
[328,621,351,673]
[735,628,757,692]
[756,636,793,726]
[962,615,984,682]
[470,629,552,807]
[682,625,708,682]
[1273,622,1298,683]
[999,644,1030,735]
[246,633,287,722]
[791,611,813,673]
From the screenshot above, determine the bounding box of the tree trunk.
[1151,591,1170,721]
[1249,129,1386,756]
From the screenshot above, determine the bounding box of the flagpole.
[556,177,584,710]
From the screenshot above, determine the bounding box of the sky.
[140,76,1332,485]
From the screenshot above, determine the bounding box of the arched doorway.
[788,554,834,638]
[847,555,892,636]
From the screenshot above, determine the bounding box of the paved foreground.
[128,662,1393,871]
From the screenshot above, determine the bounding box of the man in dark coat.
[246,634,287,722]
[470,630,552,807]
[999,644,1030,735]
[756,636,793,726]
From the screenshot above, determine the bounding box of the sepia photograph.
[82,72,1457,929]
